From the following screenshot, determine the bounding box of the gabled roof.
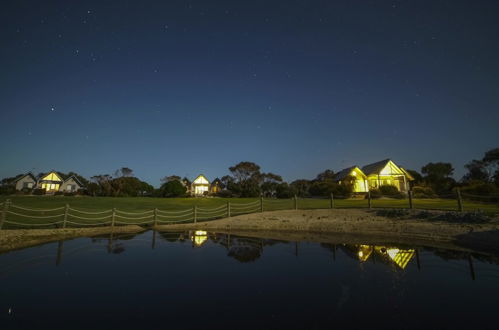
[361,159,392,176]
[192,174,209,185]
[211,177,222,184]
[37,171,64,182]
[333,166,357,182]
[64,175,84,187]
[14,172,37,183]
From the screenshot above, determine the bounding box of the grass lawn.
[0,195,497,229]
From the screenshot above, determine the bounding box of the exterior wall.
[60,178,81,192]
[367,175,408,192]
[353,179,369,193]
[193,184,209,195]
[15,176,36,190]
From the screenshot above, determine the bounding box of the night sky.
[1,0,498,186]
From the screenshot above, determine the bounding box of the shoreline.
[1,209,498,254]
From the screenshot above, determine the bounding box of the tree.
[290,179,312,197]
[315,169,335,182]
[421,162,455,195]
[463,160,489,183]
[161,180,187,197]
[260,172,283,197]
[482,147,499,185]
[115,167,134,178]
[228,162,262,197]
[161,175,181,184]
[406,169,423,185]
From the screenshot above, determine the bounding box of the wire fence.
[0,189,497,229]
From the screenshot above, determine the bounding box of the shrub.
[412,186,437,198]
[379,185,399,196]
[32,188,46,195]
[64,192,76,196]
[368,189,382,199]
[0,185,15,195]
[459,182,499,202]
[54,191,64,196]
[217,190,234,198]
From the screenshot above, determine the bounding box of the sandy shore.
[155,209,499,251]
[0,225,145,253]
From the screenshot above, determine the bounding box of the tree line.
[1,147,498,198]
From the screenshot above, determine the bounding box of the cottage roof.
[64,175,84,187]
[192,174,209,185]
[333,166,357,181]
[14,172,37,183]
[361,159,392,176]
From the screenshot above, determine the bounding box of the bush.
[412,186,437,198]
[20,187,33,195]
[54,191,64,196]
[368,189,382,199]
[0,185,15,195]
[379,185,399,196]
[459,182,499,202]
[64,192,76,196]
[217,190,234,198]
[33,188,46,195]
[160,180,187,197]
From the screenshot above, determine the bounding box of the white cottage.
[14,173,37,191]
[191,174,210,196]
[60,176,84,193]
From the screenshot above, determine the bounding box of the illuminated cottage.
[210,178,222,194]
[333,166,369,193]
[14,171,84,193]
[335,159,414,193]
[191,174,210,196]
[37,171,64,192]
[361,159,414,192]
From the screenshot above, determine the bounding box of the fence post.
[330,193,334,209]
[227,201,231,218]
[408,190,413,210]
[456,188,463,212]
[294,195,298,210]
[153,208,158,227]
[63,204,69,229]
[0,199,10,230]
[193,205,197,224]
[260,196,263,213]
[111,208,116,228]
[368,191,372,209]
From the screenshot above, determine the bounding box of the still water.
[1,230,499,330]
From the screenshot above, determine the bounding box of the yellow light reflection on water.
[191,230,208,247]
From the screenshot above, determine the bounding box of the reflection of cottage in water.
[340,244,415,269]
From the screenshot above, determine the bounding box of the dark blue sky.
[1,0,498,186]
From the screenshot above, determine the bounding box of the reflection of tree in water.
[158,231,188,243]
[227,237,263,263]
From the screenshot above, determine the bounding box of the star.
[51,107,55,112]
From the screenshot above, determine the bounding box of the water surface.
[1,230,499,329]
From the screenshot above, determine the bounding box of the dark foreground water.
[1,230,499,330]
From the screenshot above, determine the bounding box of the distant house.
[333,166,369,193]
[191,174,210,196]
[210,178,222,194]
[361,159,414,192]
[60,175,84,193]
[14,173,37,190]
[13,171,85,194]
[37,171,64,193]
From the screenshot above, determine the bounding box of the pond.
[1,230,499,329]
